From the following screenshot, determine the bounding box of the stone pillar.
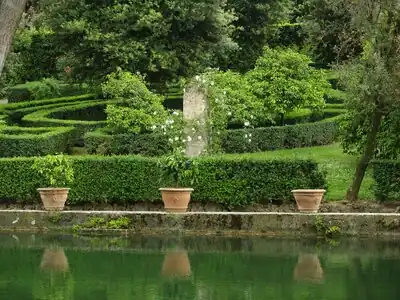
[183,84,208,157]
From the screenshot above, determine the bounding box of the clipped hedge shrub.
[0,155,326,206]
[6,81,89,103]
[372,160,400,201]
[85,129,171,156]
[85,110,344,156]
[20,99,122,129]
[0,126,75,157]
[0,94,95,121]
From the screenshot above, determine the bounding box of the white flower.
[244,134,248,138]
[174,136,179,141]
[187,136,192,142]
[248,139,252,143]
[192,127,196,131]
[170,125,174,129]
[182,139,186,143]
[153,111,157,115]
[198,136,202,140]
[227,112,232,116]
[202,79,206,84]
[210,81,215,86]
[163,132,166,135]
[249,133,252,137]
[244,121,250,127]
[183,88,186,93]
[223,90,227,95]
[250,115,254,119]
[215,98,219,103]
[151,125,157,130]
[168,138,173,143]
[195,75,200,81]
[172,111,179,115]
[217,131,220,135]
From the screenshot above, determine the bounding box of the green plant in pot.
[32,154,74,211]
[158,150,198,213]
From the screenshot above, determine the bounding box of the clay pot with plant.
[158,150,198,213]
[32,154,74,211]
[292,189,326,213]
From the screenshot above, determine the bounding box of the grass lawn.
[223,143,374,201]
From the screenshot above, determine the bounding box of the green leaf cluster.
[31,154,74,187]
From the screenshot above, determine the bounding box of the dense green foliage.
[247,47,330,116]
[0,155,326,206]
[102,70,167,134]
[32,153,74,187]
[0,126,74,157]
[224,0,294,71]
[36,0,237,84]
[372,160,400,202]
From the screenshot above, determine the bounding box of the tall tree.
[0,0,27,76]
[337,0,400,201]
[38,0,237,85]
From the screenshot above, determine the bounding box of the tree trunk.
[345,110,383,202]
[0,0,27,76]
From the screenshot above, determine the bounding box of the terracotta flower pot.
[161,250,192,279]
[292,189,326,213]
[38,188,70,211]
[40,248,69,273]
[159,188,193,213]
[293,253,324,284]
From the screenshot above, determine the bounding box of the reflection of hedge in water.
[0,245,399,300]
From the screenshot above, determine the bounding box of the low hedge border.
[20,100,116,132]
[0,155,326,206]
[0,94,95,115]
[6,81,89,103]
[85,111,345,156]
[371,160,400,201]
[0,126,75,157]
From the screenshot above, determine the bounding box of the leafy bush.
[0,155,326,206]
[32,154,74,187]
[102,70,167,134]
[371,160,400,201]
[247,47,330,115]
[158,150,198,187]
[0,127,74,157]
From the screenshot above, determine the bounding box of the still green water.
[0,234,399,300]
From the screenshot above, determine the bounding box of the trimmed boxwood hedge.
[371,160,400,201]
[85,129,171,156]
[0,126,75,157]
[85,112,344,156]
[6,81,89,103]
[0,155,326,206]
[0,94,95,115]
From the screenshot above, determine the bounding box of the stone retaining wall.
[0,210,399,237]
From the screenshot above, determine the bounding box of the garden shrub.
[0,126,75,157]
[102,70,168,134]
[85,129,171,156]
[6,79,89,103]
[371,160,400,201]
[0,155,326,206]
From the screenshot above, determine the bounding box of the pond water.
[0,234,399,300]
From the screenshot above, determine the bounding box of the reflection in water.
[161,249,192,279]
[40,248,69,273]
[293,253,324,284]
[0,234,399,299]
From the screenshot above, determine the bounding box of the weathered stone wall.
[1,210,400,238]
[183,84,208,157]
